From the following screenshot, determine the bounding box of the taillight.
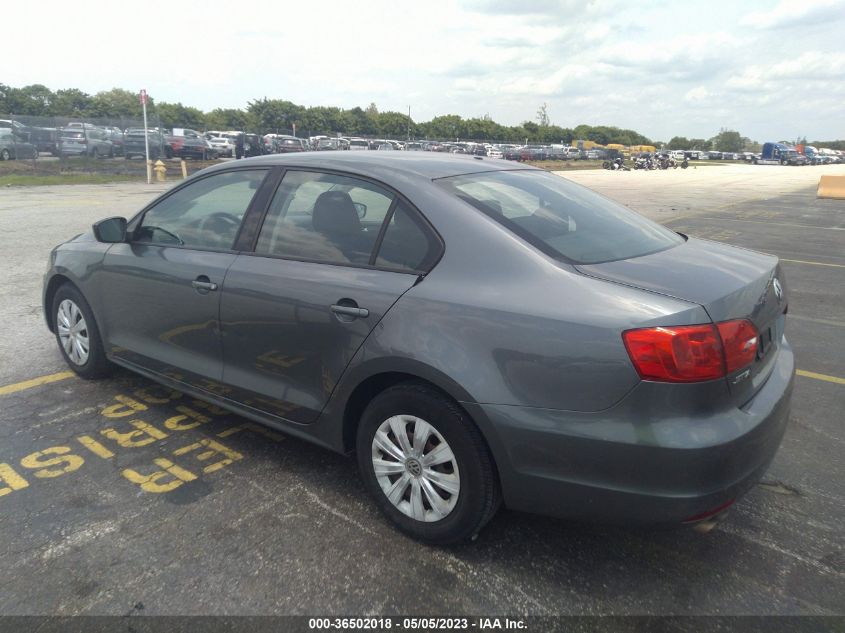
[716,319,758,373]
[623,325,724,382]
[623,319,758,383]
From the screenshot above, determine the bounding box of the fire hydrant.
[153,160,167,182]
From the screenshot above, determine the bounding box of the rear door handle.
[331,305,369,319]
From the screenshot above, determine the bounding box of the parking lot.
[0,163,843,616]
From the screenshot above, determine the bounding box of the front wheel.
[52,285,113,379]
[357,382,500,544]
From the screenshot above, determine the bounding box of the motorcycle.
[602,157,629,171]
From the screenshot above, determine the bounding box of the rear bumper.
[468,338,795,524]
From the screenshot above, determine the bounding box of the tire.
[0,149,9,161]
[356,382,500,544]
[124,154,132,160]
[52,284,113,379]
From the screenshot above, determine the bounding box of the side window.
[255,170,394,265]
[135,169,267,250]
[375,202,439,272]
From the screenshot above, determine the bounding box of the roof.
[204,151,539,181]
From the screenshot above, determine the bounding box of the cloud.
[740,0,845,30]
[684,87,712,102]
[462,0,610,16]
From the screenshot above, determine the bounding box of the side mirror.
[92,217,127,243]
[353,202,367,219]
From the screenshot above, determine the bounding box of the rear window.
[437,170,683,265]
[61,131,85,139]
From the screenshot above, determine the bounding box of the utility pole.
[407,105,411,141]
[140,89,151,184]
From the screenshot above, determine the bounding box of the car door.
[219,169,442,423]
[98,168,271,390]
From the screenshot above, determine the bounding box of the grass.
[0,155,218,187]
[0,173,144,186]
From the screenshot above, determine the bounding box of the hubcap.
[57,299,89,366]
[371,415,460,523]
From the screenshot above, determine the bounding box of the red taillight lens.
[717,319,758,373]
[623,319,759,383]
[623,325,724,382]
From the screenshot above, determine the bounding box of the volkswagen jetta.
[44,153,794,543]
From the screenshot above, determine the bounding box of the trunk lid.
[576,236,788,403]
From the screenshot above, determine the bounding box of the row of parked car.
[0,120,223,161]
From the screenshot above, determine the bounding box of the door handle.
[331,304,369,319]
[192,279,218,291]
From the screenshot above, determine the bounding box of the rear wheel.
[0,149,10,161]
[357,382,500,544]
[52,285,112,379]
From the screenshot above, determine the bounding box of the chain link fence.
[0,113,241,182]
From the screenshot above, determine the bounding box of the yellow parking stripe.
[0,371,75,396]
[781,258,845,268]
[796,370,845,386]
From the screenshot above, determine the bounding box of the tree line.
[4,84,837,150]
[1,84,651,145]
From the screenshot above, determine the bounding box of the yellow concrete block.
[817,175,845,199]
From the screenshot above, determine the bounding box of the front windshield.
[437,170,684,265]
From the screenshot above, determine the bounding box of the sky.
[3,0,844,142]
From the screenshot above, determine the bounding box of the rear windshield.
[280,139,300,146]
[437,170,683,265]
[61,131,85,139]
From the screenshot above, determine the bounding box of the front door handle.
[331,304,369,319]
[192,277,218,292]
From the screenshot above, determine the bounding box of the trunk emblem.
[773,278,783,302]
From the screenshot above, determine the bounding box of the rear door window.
[374,202,440,272]
[255,170,394,265]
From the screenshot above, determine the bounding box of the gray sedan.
[43,153,794,543]
[0,128,39,160]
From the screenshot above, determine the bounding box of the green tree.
[376,110,414,138]
[711,128,743,153]
[689,138,712,151]
[247,98,305,133]
[205,108,251,131]
[155,102,206,130]
[426,115,466,140]
[667,136,691,150]
[51,89,93,117]
[89,88,147,119]
[744,139,762,152]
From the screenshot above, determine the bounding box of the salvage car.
[44,153,794,544]
[0,128,39,159]
[123,128,172,160]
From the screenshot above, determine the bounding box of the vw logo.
[405,458,423,477]
[772,277,783,302]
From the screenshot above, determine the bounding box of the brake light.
[717,319,758,373]
[622,319,758,382]
[623,319,758,383]
[623,325,724,382]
